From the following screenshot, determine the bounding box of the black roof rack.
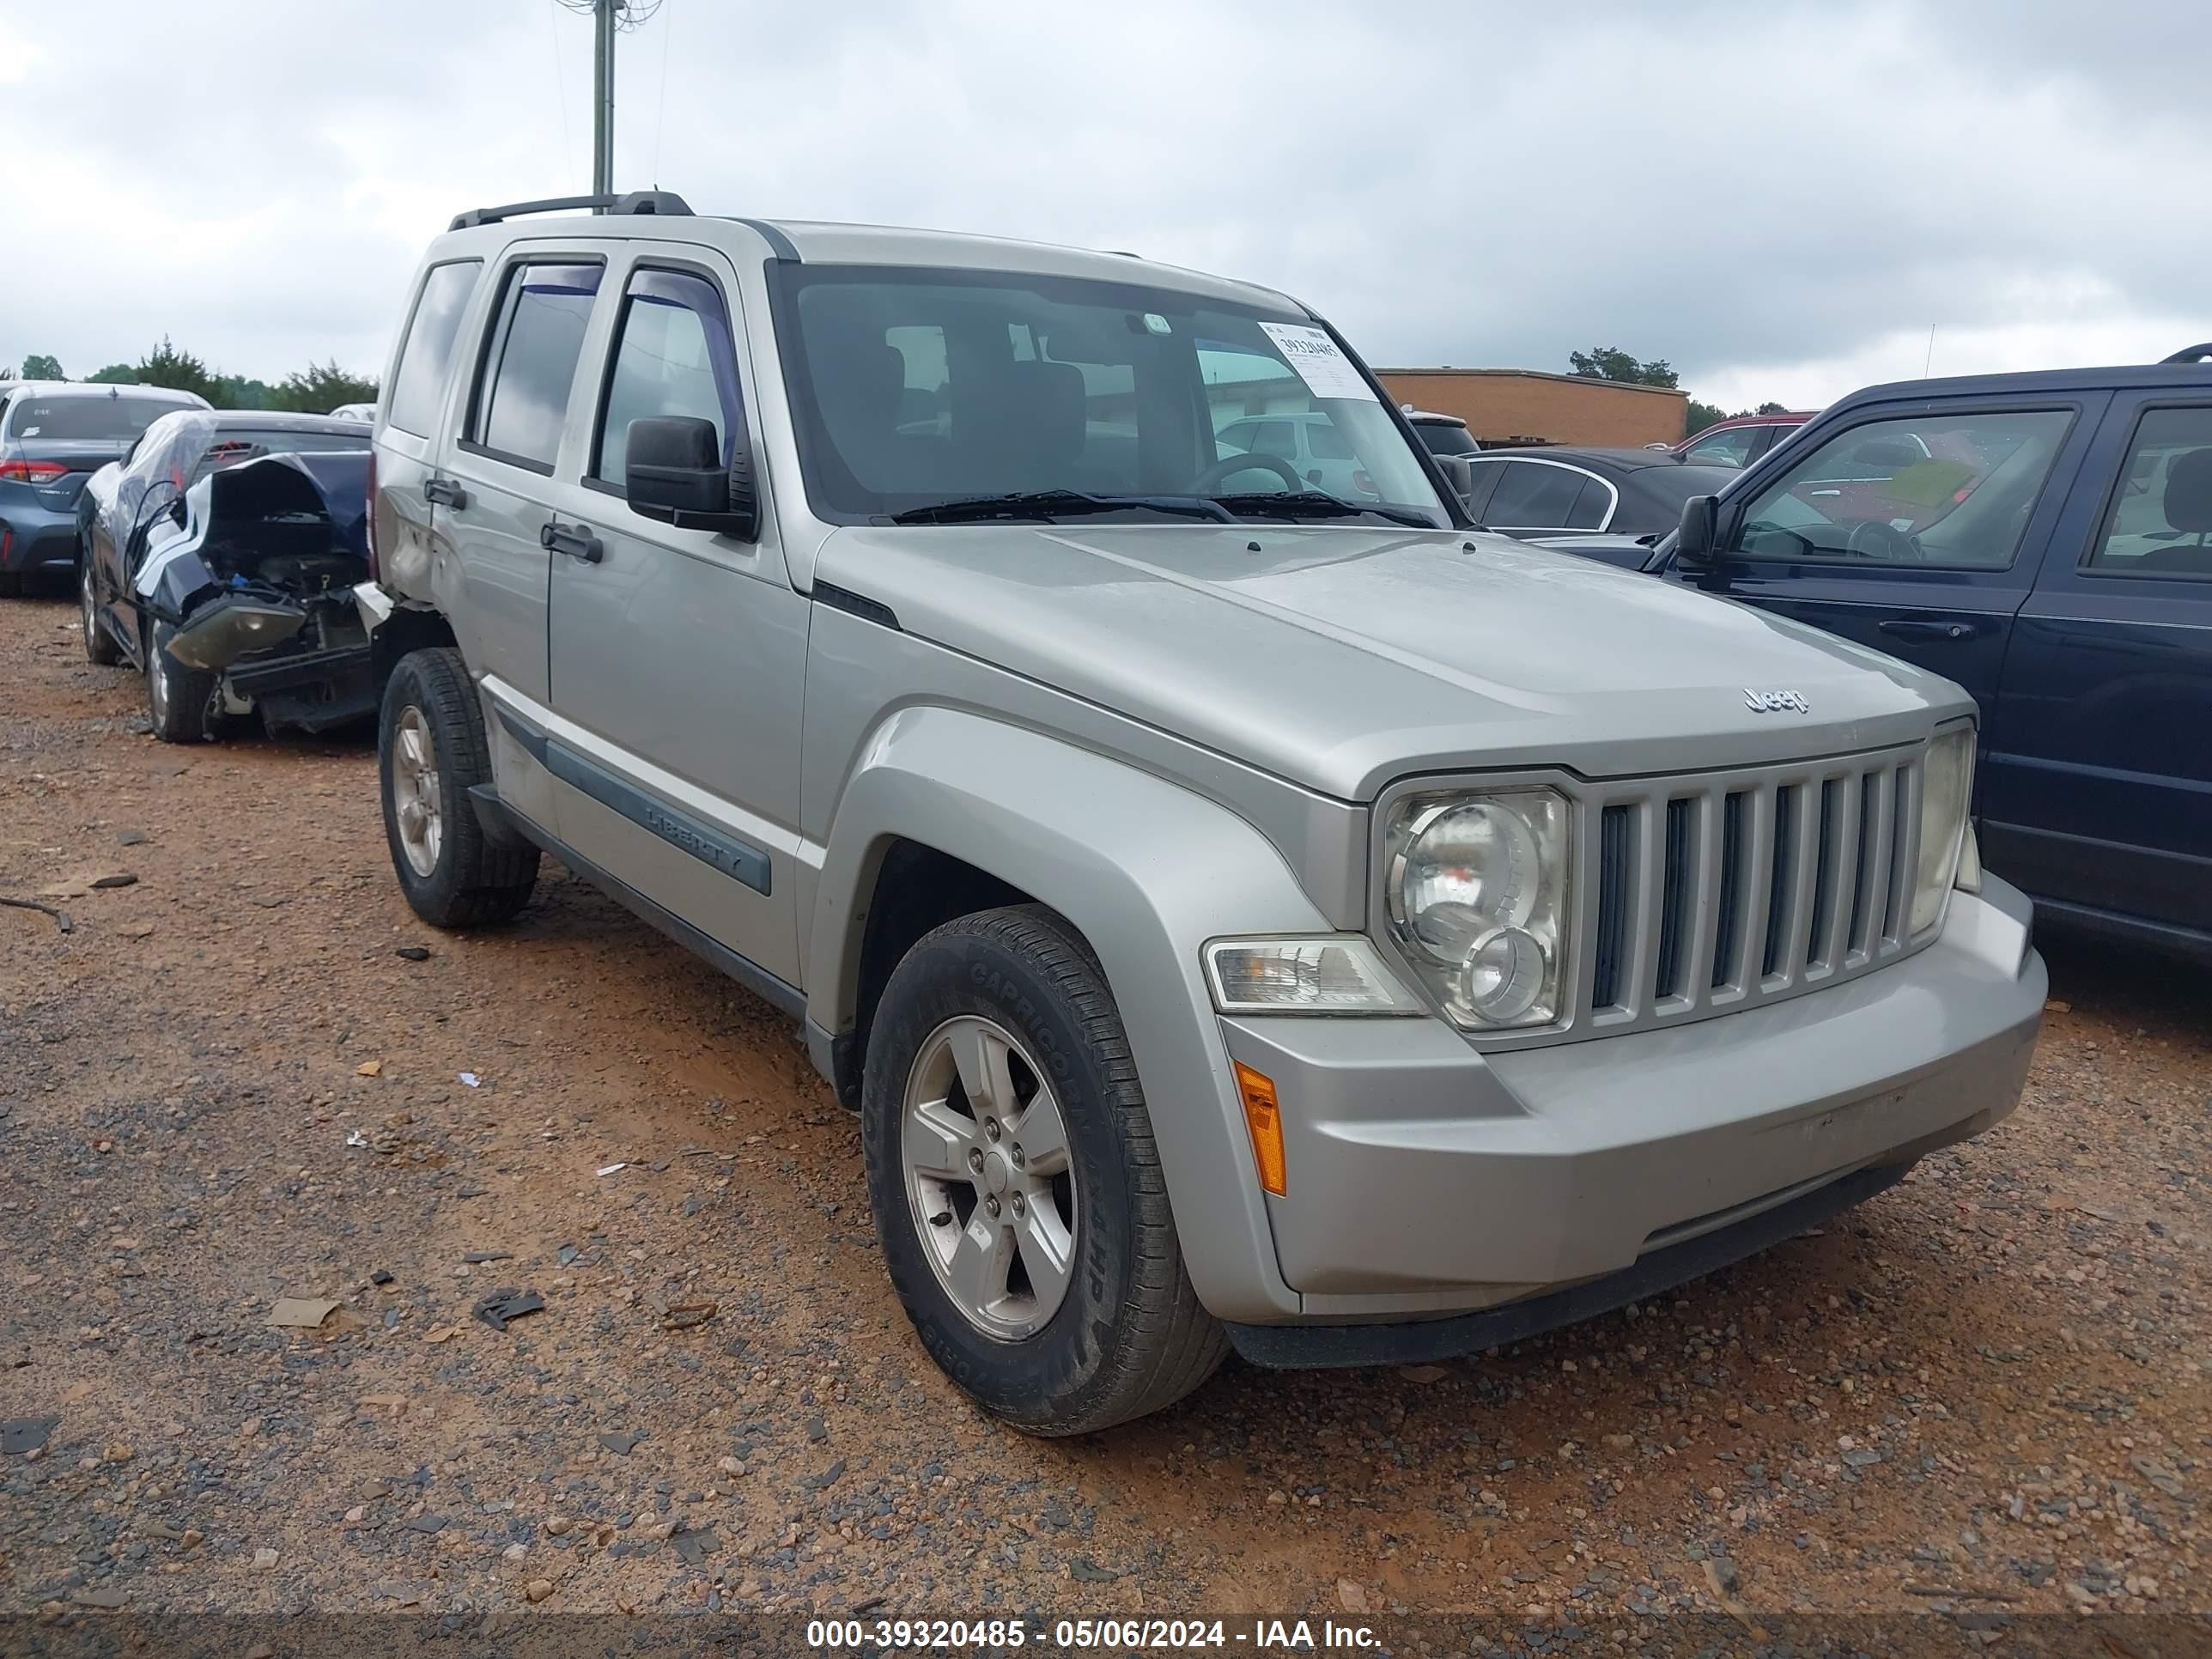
[449,190,693,232]
[2162,343,2212,364]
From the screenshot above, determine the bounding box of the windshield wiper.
[886,490,1232,526]
[1209,491,1437,529]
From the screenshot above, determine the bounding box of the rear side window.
[592,268,744,487]
[1485,461,1590,526]
[1416,422,1479,458]
[2086,404,2212,580]
[386,260,483,437]
[469,262,603,471]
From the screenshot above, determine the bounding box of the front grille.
[1579,744,1924,1032]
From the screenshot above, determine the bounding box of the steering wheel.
[1845,519,1926,562]
[1189,451,1305,495]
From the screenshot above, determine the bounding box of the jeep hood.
[816,524,1972,800]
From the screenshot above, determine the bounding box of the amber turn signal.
[1232,1061,1287,1196]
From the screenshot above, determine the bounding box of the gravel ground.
[1,588,2206,1631]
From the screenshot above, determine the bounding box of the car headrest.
[816,340,903,444]
[2163,447,2212,535]
[951,360,1089,476]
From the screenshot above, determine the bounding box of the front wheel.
[145,622,216,743]
[82,557,122,666]
[379,647,539,927]
[862,905,1227,1435]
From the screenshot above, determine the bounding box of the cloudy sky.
[3,1,2204,414]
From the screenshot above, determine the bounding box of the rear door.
[1989,395,2212,938]
[1682,394,2106,718]
[541,248,808,988]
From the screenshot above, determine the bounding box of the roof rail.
[448,190,694,231]
[2161,343,2212,364]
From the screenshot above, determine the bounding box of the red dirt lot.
[0,587,2205,1635]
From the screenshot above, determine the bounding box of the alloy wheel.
[902,1014,1079,1341]
[391,705,444,878]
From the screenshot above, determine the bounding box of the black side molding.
[489,795,805,1021]
[493,708,772,895]
[1224,1162,1908,1370]
[813,581,900,631]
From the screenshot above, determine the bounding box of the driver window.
[1728,410,2072,568]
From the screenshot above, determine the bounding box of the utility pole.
[592,0,620,198]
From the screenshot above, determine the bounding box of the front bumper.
[1214,876,2043,1346]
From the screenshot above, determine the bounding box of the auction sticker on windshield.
[1258,322,1377,402]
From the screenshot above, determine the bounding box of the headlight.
[1203,937,1422,1015]
[1911,726,1976,935]
[1384,788,1570,1029]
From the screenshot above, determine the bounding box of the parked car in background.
[1405,409,1479,457]
[1458,447,1738,562]
[80,410,374,741]
[0,382,208,595]
[1659,356,2212,960]
[330,402,378,422]
[1663,410,1814,469]
[1214,410,1382,499]
[355,191,2039,1434]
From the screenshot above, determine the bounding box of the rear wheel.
[379,647,539,927]
[862,905,1227,1435]
[0,571,21,599]
[82,557,121,666]
[145,622,216,743]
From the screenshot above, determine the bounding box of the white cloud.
[0,0,2205,411]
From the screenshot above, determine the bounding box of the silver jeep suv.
[360,191,2044,1434]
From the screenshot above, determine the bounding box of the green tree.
[1568,346,1680,390]
[19,353,64,381]
[86,362,139,385]
[1684,399,1726,435]
[271,359,378,414]
[133,337,222,404]
[214,374,276,410]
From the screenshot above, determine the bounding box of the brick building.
[1376,368,1689,449]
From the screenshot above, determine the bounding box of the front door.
[1681,395,2106,727]
[1990,394,2212,938]
[542,251,808,989]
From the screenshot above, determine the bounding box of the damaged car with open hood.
[80,410,375,742]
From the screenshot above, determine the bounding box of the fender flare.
[807,705,1329,1321]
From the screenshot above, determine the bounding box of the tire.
[0,571,21,599]
[82,557,122,666]
[862,904,1227,1435]
[379,646,539,927]
[144,621,216,744]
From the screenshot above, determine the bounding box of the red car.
[1666,410,1814,469]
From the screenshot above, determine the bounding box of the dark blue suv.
[1659,351,2212,961]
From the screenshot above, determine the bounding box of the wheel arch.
[805,704,1329,1322]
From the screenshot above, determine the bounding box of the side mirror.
[1674,494,1719,568]
[624,415,757,538]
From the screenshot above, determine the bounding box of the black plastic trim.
[494,708,771,895]
[450,191,694,230]
[734,217,802,263]
[493,796,805,1018]
[811,580,900,630]
[219,640,373,695]
[1224,1162,1908,1370]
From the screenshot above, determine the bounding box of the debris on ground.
[471,1288,544,1331]
[3,1415,59,1455]
[0,895,73,933]
[90,873,139,890]
[395,945,431,961]
[267,1297,341,1329]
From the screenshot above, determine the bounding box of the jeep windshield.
[773,264,1452,529]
